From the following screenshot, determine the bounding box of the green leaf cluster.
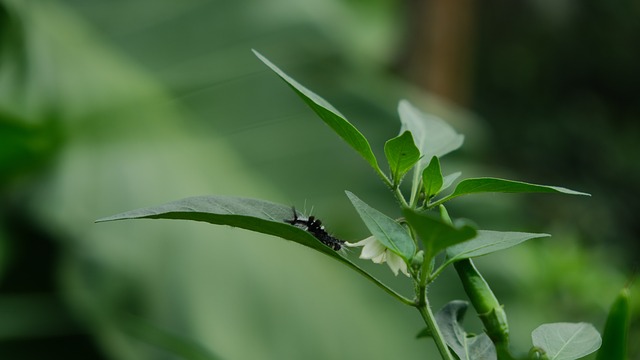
[98,52,600,360]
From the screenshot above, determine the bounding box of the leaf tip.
[397,99,416,116]
[95,215,121,223]
[252,49,269,63]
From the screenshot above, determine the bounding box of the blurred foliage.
[0,0,637,359]
[472,0,640,264]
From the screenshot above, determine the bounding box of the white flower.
[346,236,410,277]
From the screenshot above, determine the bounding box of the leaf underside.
[97,195,335,252]
[96,195,406,297]
[531,322,601,360]
[436,300,497,360]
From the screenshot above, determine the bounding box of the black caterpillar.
[284,207,345,251]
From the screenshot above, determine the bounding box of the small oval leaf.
[345,191,416,261]
[384,131,421,185]
[422,156,444,199]
[531,322,601,360]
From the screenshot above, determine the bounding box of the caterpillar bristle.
[284,207,345,251]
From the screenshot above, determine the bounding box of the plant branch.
[348,263,415,306]
[416,291,455,360]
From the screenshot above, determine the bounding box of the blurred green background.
[1,0,638,359]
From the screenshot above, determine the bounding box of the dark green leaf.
[531,323,601,360]
[253,50,382,176]
[345,191,416,261]
[384,131,420,185]
[97,196,337,254]
[436,300,497,360]
[433,177,590,206]
[96,196,410,303]
[422,156,443,198]
[596,288,630,360]
[446,230,550,262]
[403,209,476,263]
[398,100,464,202]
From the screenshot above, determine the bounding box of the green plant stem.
[380,172,394,190]
[429,261,450,283]
[426,197,447,210]
[392,186,409,207]
[416,289,454,360]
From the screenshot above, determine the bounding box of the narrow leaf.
[531,322,601,360]
[436,301,497,360]
[384,131,420,185]
[422,156,444,198]
[403,209,476,264]
[253,50,382,175]
[96,196,410,304]
[446,230,550,262]
[345,191,416,261]
[434,177,590,206]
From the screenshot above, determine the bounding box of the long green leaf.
[384,131,420,186]
[97,196,412,305]
[432,177,590,207]
[253,50,382,176]
[345,191,416,261]
[97,196,333,253]
[531,322,601,360]
[446,230,550,263]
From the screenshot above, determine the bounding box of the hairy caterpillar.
[284,207,345,251]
